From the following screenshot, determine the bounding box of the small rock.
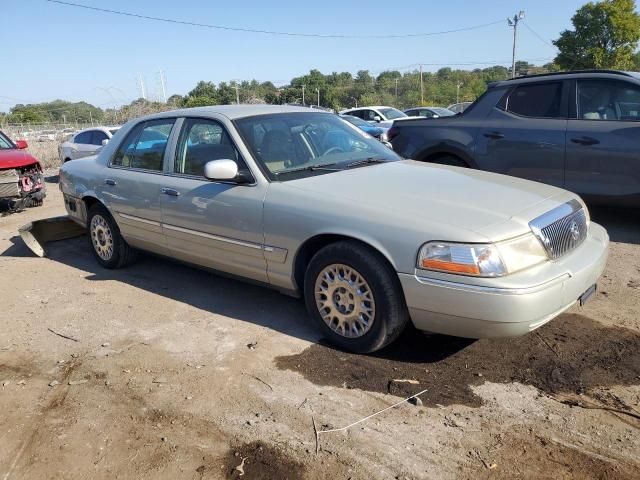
[68,379,88,386]
[185,396,193,400]
[161,436,168,442]
[49,380,60,387]
[152,377,168,384]
[247,342,258,350]
[57,360,65,364]
[17,380,26,385]
[2,380,10,387]
[408,396,423,407]
[71,353,79,358]
[476,373,483,377]
[101,342,111,347]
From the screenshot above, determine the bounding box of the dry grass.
[25,141,61,169]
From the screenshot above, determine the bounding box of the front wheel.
[304,241,409,353]
[87,204,136,269]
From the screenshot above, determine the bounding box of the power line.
[45,1,504,39]
[522,21,556,49]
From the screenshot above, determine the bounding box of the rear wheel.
[304,241,409,353]
[87,204,136,269]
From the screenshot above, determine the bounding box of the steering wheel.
[323,146,345,156]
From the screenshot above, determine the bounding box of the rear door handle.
[104,178,116,186]
[483,131,504,139]
[571,136,600,146]
[161,187,180,197]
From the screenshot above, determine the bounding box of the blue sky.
[0,0,604,111]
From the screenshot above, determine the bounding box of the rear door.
[565,78,640,205]
[100,119,176,254]
[474,80,568,188]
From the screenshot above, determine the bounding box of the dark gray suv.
[389,70,640,207]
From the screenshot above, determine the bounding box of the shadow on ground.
[590,206,640,245]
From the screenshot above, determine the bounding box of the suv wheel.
[87,204,136,269]
[304,241,409,353]
[430,154,468,168]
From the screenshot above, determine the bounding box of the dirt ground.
[1,175,639,479]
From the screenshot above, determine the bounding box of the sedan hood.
[0,149,41,169]
[286,160,574,241]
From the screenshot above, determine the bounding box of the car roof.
[76,126,120,134]
[141,104,327,121]
[492,70,640,87]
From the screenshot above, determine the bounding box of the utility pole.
[301,85,306,106]
[508,11,525,79]
[419,65,424,105]
[234,85,240,104]
[315,88,320,107]
[159,70,167,103]
[395,78,399,101]
[456,82,463,104]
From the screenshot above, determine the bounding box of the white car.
[59,126,120,163]
[339,106,414,129]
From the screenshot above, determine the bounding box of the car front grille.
[530,200,588,260]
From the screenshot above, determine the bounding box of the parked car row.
[59,103,608,353]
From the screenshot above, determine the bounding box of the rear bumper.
[399,222,609,338]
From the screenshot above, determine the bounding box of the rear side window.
[74,131,92,144]
[505,82,563,118]
[91,130,108,146]
[111,119,175,171]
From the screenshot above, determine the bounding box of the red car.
[0,130,46,209]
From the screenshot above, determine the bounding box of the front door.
[99,118,177,255]
[565,78,640,205]
[159,117,268,283]
[474,80,568,188]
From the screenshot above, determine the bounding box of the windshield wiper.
[274,163,341,176]
[345,157,387,168]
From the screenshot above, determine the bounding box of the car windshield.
[0,131,15,149]
[235,112,400,180]
[431,108,456,116]
[341,115,369,128]
[378,108,407,120]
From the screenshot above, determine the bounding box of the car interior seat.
[261,129,293,172]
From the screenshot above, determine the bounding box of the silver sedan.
[59,105,608,353]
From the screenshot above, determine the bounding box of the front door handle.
[104,178,117,186]
[483,131,504,140]
[161,187,180,197]
[571,136,600,146]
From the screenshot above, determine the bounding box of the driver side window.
[174,118,246,177]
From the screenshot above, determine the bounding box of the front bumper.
[399,222,609,338]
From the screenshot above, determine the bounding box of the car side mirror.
[204,159,241,182]
[373,115,382,123]
[101,139,109,146]
[15,139,28,149]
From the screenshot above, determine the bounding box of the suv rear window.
[505,82,563,118]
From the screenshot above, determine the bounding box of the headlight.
[576,196,590,225]
[417,234,548,277]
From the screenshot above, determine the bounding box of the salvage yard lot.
[1,179,639,479]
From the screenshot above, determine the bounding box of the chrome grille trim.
[529,199,587,260]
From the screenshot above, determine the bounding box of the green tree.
[553,0,640,70]
[183,81,218,107]
[634,50,640,69]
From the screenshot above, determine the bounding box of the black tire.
[304,240,409,353]
[429,154,469,168]
[87,203,136,269]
